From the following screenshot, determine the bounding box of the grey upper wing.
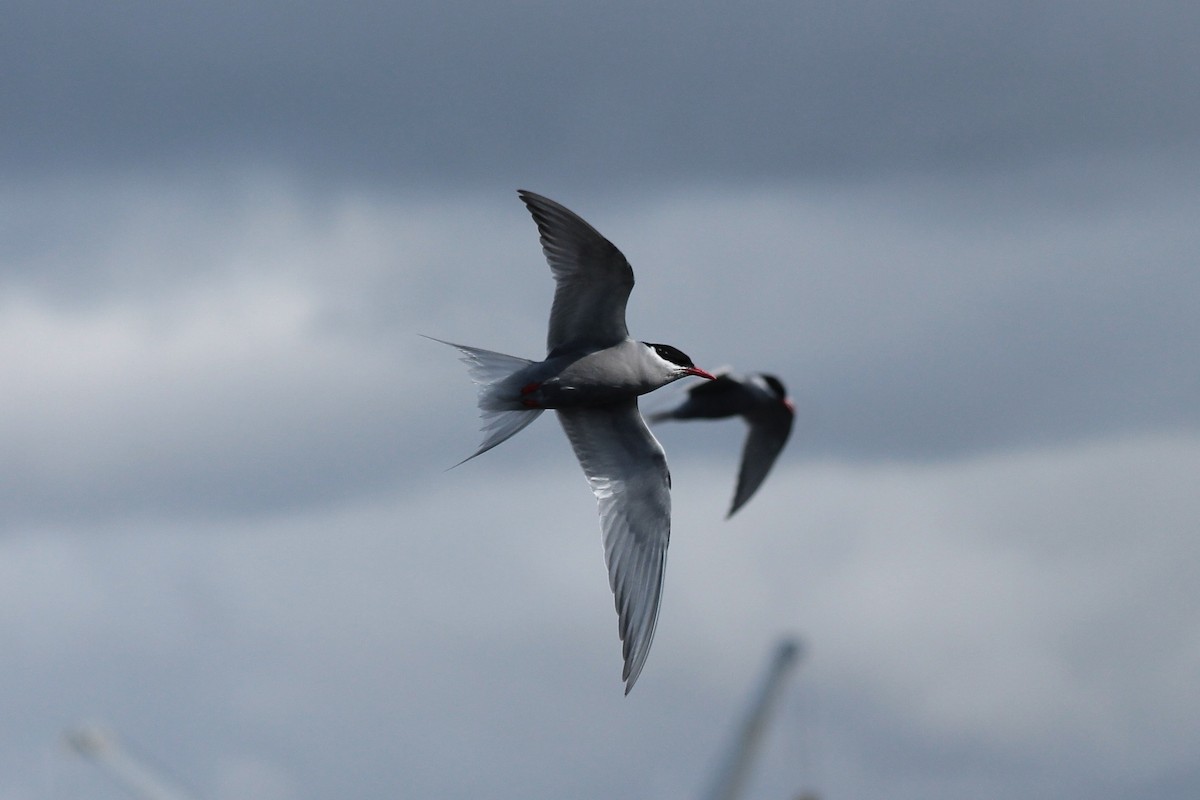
[556,401,671,693]
[518,190,634,355]
[728,403,794,517]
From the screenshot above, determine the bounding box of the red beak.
[687,367,717,381]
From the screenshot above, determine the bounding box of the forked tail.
[424,336,544,465]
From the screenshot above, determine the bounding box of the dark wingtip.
[727,491,751,518]
[517,188,551,210]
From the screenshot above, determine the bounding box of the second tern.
[650,371,794,517]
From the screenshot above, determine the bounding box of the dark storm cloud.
[4,0,1198,187]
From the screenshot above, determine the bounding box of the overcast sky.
[3,2,1198,799]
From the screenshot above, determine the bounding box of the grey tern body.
[430,190,715,692]
[650,371,794,517]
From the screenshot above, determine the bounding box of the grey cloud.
[6,435,1199,799]
[3,159,1196,532]
[3,1,1198,188]
[5,4,1199,799]
[615,156,1200,460]
[0,181,528,526]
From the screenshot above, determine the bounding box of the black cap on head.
[643,342,695,369]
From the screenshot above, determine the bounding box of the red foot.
[520,382,542,408]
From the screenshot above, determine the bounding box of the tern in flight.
[430,190,716,692]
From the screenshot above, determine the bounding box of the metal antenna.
[64,723,197,800]
[702,638,804,800]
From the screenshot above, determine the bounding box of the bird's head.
[643,342,716,381]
